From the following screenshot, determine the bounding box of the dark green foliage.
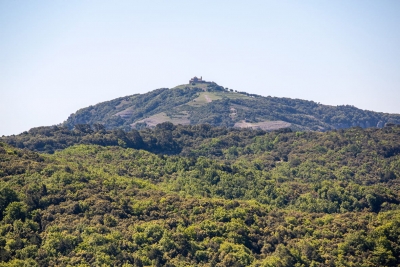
[0,187,19,221]
[188,99,234,127]
[1,125,146,154]
[1,123,264,155]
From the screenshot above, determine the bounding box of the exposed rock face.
[377,121,385,128]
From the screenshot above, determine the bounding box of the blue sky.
[1,1,400,136]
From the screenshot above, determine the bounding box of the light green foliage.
[0,126,400,265]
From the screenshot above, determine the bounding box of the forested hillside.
[1,124,400,266]
[63,83,400,132]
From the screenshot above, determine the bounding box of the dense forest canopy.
[1,124,400,266]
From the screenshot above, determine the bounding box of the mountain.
[1,125,400,266]
[64,81,400,131]
[2,80,400,266]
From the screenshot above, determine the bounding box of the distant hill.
[63,82,400,132]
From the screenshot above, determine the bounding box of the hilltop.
[63,80,400,132]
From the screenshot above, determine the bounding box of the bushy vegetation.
[1,125,400,266]
[61,83,400,131]
[64,87,202,131]
[1,123,265,154]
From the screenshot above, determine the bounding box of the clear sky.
[1,1,400,136]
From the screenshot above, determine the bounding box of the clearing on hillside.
[234,120,291,130]
[131,112,190,128]
[188,92,223,106]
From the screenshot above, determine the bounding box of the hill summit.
[64,79,400,131]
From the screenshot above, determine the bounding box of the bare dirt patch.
[204,94,212,103]
[115,107,134,119]
[131,112,190,128]
[234,120,291,130]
